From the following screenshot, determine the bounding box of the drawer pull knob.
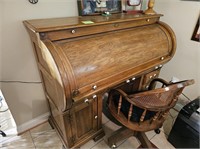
[160,57,164,60]
[146,19,150,22]
[71,30,76,34]
[126,79,130,83]
[84,98,89,103]
[132,77,136,81]
[94,116,98,119]
[155,66,159,69]
[92,85,97,90]
[93,95,97,99]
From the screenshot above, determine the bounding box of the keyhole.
[29,0,38,4]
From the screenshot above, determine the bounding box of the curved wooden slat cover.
[54,22,176,99]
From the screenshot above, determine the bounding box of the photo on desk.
[77,0,122,16]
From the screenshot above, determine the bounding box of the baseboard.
[17,112,50,134]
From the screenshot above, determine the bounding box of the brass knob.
[126,79,130,83]
[93,94,97,99]
[146,19,150,22]
[92,85,97,90]
[132,77,136,81]
[71,30,76,34]
[94,116,98,119]
[155,66,159,69]
[160,57,164,60]
[84,98,89,103]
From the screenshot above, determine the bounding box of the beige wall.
[0,0,199,131]
[155,0,200,100]
[0,2,2,89]
[0,0,77,127]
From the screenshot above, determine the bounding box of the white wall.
[0,0,199,132]
[155,0,200,100]
[0,0,77,129]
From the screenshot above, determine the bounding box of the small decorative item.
[123,0,143,14]
[144,0,156,15]
[29,0,38,4]
[127,0,141,6]
[191,16,200,42]
[77,0,122,16]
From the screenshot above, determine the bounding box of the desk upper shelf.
[24,13,163,32]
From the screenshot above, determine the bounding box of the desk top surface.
[24,13,162,32]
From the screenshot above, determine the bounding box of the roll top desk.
[24,13,176,148]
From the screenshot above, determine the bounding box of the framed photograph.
[77,0,122,16]
[191,16,200,42]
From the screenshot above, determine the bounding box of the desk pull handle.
[84,98,89,104]
[93,95,97,99]
[92,85,97,90]
[71,30,76,34]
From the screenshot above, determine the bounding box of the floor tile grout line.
[115,137,129,148]
[29,130,37,149]
[169,112,178,118]
[102,119,110,126]
[149,132,157,141]
[30,129,56,140]
[89,139,104,149]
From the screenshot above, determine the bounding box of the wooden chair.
[105,78,194,148]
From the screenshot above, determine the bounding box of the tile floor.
[0,109,178,149]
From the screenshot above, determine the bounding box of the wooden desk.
[24,13,176,148]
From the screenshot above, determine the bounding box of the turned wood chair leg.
[107,127,135,148]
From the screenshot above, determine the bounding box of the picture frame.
[77,0,122,16]
[191,16,200,42]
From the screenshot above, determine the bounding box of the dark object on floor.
[168,97,200,148]
[0,129,6,137]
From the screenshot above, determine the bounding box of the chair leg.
[137,132,157,148]
[107,127,135,148]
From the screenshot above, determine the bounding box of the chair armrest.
[148,78,170,90]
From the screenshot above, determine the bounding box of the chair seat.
[129,94,173,110]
